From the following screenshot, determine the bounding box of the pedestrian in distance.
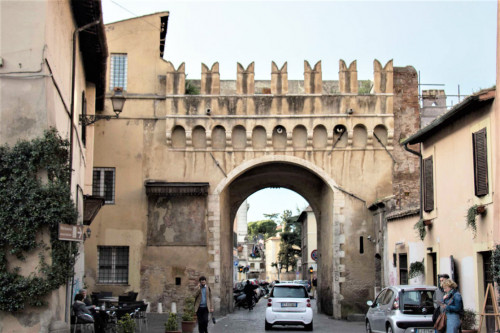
[243,280,258,311]
[439,279,463,333]
[194,276,214,333]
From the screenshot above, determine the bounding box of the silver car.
[365,285,437,333]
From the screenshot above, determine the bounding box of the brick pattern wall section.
[392,66,421,211]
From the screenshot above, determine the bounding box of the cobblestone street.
[148,298,365,333]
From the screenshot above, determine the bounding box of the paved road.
[194,298,365,333]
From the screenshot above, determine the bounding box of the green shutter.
[423,156,434,212]
[473,128,488,196]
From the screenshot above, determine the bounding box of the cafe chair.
[133,303,148,333]
[71,314,95,333]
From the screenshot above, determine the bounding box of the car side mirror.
[366,300,373,307]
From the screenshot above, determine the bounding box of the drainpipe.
[67,19,100,323]
[403,142,423,219]
[69,20,100,191]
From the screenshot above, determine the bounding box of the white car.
[265,283,313,331]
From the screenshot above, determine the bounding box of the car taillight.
[392,296,399,310]
[307,299,311,307]
[267,299,272,307]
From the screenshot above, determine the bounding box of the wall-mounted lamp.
[80,88,126,126]
[83,227,91,241]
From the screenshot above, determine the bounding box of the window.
[423,156,434,212]
[399,254,408,284]
[93,168,115,204]
[98,246,129,284]
[110,54,128,91]
[473,128,488,196]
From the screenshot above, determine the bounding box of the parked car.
[265,283,313,331]
[293,280,312,292]
[365,285,437,333]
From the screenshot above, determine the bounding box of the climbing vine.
[0,129,78,312]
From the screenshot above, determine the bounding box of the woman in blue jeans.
[440,279,463,333]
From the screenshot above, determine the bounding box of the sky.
[101,0,497,222]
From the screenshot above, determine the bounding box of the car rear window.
[272,286,308,298]
[400,290,435,314]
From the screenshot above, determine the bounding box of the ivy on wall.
[0,129,78,312]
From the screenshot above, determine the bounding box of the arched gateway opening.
[209,155,361,317]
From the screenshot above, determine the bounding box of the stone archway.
[208,155,348,317]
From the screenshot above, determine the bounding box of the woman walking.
[440,279,463,333]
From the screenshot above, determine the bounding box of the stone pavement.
[145,299,365,333]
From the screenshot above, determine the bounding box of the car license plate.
[281,302,297,307]
[416,329,434,333]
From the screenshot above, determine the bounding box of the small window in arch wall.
[192,126,206,148]
[292,125,307,148]
[232,125,247,149]
[313,125,327,148]
[171,126,186,148]
[252,126,266,149]
[273,126,287,149]
[333,124,347,148]
[352,124,367,148]
[212,125,226,149]
[373,125,388,147]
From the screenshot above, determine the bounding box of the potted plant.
[461,308,477,333]
[165,312,181,333]
[409,259,425,279]
[413,219,427,240]
[117,313,136,333]
[181,296,197,333]
[466,204,486,238]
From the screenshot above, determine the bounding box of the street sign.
[311,249,318,262]
[58,223,84,242]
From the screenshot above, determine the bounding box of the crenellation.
[339,60,358,94]
[304,60,322,94]
[237,62,255,95]
[373,59,393,94]
[271,61,288,95]
[166,61,186,95]
[201,62,220,95]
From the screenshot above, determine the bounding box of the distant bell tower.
[421,89,448,127]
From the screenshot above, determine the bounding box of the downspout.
[69,20,100,191]
[403,142,423,219]
[67,19,100,323]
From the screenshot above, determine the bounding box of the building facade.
[0,0,107,331]
[397,88,497,327]
[86,12,421,318]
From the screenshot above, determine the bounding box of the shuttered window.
[473,128,488,196]
[423,156,434,212]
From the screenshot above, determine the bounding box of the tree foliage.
[277,210,302,272]
[0,129,78,311]
[247,220,278,241]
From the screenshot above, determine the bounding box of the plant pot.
[476,205,486,214]
[462,330,477,333]
[181,321,196,333]
[423,219,433,227]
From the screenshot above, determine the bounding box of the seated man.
[73,294,94,324]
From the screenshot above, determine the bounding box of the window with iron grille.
[93,168,115,204]
[473,128,488,196]
[110,54,128,91]
[423,156,434,212]
[98,246,129,284]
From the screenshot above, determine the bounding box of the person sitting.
[73,294,94,324]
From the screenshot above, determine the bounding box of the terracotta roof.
[386,208,420,221]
